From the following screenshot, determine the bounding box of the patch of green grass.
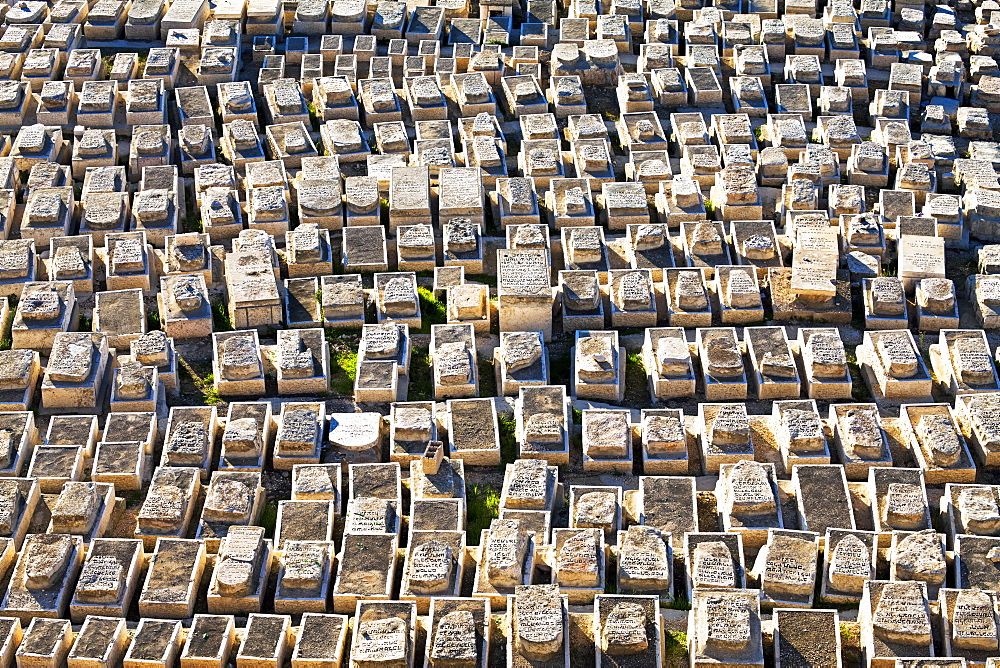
[880,259,898,277]
[571,407,583,425]
[78,314,92,332]
[549,348,571,383]
[146,309,161,332]
[498,411,517,465]
[602,109,620,122]
[330,348,358,395]
[487,38,507,45]
[663,631,688,668]
[661,593,690,610]
[408,347,434,401]
[466,273,498,289]
[478,356,497,398]
[624,351,651,409]
[465,483,500,545]
[327,329,362,395]
[199,373,222,404]
[704,199,715,215]
[845,344,872,401]
[211,301,232,332]
[417,287,447,333]
[183,211,203,233]
[260,500,279,538]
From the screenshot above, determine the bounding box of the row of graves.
[11,429,1000,666]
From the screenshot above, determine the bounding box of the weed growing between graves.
[417,287,447,333]
[211,301,233,332]
[498,411,517,465]
[624,351,652,409]
[663,631,688,667]
[408,347,434,401]
[465,483,500,545]
[329,348,358,395]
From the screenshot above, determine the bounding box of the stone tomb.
[942,483,1000,538]
[123,619,183,668]
[409,446,465,502]
[206,526,273,614]
[594,595,662,666]
[494,332,548,397]
[212,331,265,397]
[105,232,153,293]
[321,274,365,330]
[863,276,909,330]
[219,401,271,470]
[161,406,217,477]
[235,614,290,668]
[870,467,931,536]
[11,281,76,353]
[716,265,764,324]
[292,464,341,505]
[425,598,489,668]
[791,464,856,537]
[47,481,115,542]
[15,619,72,668]
[341,217,389,273]
[858,329,933,402]
[930,329,1000,397]
[446,283,489,333]
[273,402,324,470]
[698,403,754,474]
[399,529,465,612]
[40,332,111,414]
[558,270,604,333]
[498,249,553,341]
[67,616,128,668]
[859,581,933,667]
[608,269,657,328]
[275,541,336,614]
[68,537,142,622]
[135,466,201,549]
[0,478,40,549]
[516,385,571,465]
[745,326,800,400]
[916,277,960,331]
[771,400,830,469]
[431,324,478,400]
[472,518,537,611]
[750,529,819,609]
[508,585,569,666]
[275,329,329,395]
[178,615,236,668]
[716,460,784,548]
[887,529,947,598]
[374,272,421,330]
[94,288,147,351]
[899,403,976,484]
[196,471,264,548]
[830,403,893,480]
[616,525,673,597]
[954,393,1000,467]
[798,328,853,399]
[570,485,622,538]
[581,409,633,473]
[688,588,764,667]
[1,533,83,621]
[642,328,696,400]
[349,601,416,668]
[572,330,624,402]
[938,587,1000,662]
[773,609,842,668]
[0,350,41,411]
[137,537,207,619]
[389,401,435,462]
[291,613,349,668]
[697,327,747,401]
